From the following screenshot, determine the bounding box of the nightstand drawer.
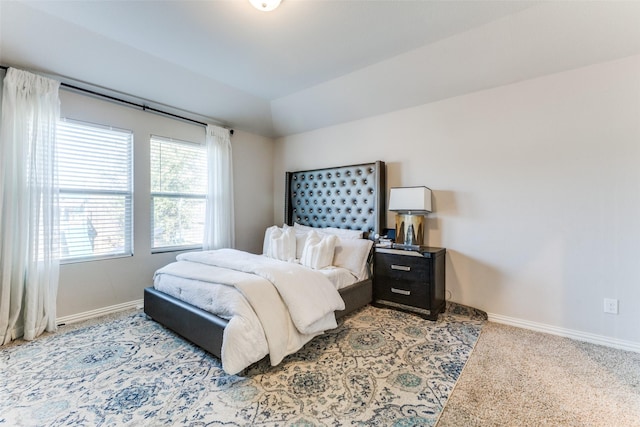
[375,253,429,281]
[375,278,429,310]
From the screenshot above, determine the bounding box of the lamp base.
[395,214,424,246]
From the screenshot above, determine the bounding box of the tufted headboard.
[285,161,386,239]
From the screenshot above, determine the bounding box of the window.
[57,119,133,262]
[150,136,207,251]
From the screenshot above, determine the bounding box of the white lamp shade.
[388,186,432,213]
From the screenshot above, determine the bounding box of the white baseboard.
[488,312,640,353]
[57,299,144,326]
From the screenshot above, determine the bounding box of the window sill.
[151,245,203,254]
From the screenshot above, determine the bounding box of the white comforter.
[153,249,345,374]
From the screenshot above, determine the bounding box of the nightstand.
[373,246,446,320]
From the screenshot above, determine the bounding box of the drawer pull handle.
[391,264,411,272]
[391,288,411,296]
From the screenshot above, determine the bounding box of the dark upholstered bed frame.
[144,161,386,359]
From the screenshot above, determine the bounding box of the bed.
[144,161,386,373]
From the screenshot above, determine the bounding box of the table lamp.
[388,186,432,247]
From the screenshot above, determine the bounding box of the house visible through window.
[150,135,207,251]
[57,119,133,262]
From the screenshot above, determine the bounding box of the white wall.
[231,129,275,254]
[274,55,640,345]
[57,91,273,318]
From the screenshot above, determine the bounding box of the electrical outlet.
[604,298,619,314]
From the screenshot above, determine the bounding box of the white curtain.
[0,68,61,344]
[203,124,235,250]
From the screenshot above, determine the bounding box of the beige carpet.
[437,322,640,426]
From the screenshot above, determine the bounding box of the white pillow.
[294,232,308,260]
[266,226,296,262]
[263,225,278,255]
[333,238,373,280]
[293,223,315,234]
[325,226,363,240]
[300,231,338,270]
[283,224,309,259]
[293,223,363,240]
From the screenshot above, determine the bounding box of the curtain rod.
[0,65,233,135]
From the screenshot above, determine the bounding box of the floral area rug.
[0,303,486,426]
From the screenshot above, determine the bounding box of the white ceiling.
[2,1,640,137]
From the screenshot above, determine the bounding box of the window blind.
[57,119,133,262]
[150,135,207,251]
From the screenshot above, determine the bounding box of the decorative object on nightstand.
[388,186,432,248]
[373,246,446,320]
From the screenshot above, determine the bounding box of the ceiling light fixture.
[249,0,281,12]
